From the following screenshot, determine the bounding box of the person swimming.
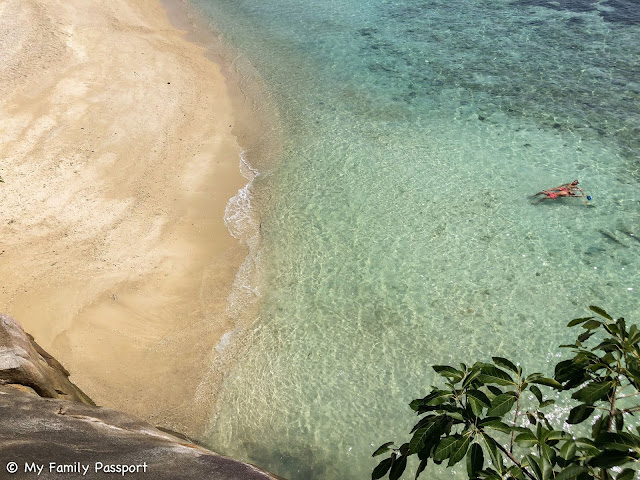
[534,180,586,201]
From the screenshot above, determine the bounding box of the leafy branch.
[373,306,640,480]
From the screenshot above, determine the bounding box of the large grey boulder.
[0,386,280,479]
[0,313,93,405]
[0,314,283,479]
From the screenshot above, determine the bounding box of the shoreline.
[161,0,286,437]
[0,0,251,438]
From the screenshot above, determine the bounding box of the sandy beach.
[0,0,247,438]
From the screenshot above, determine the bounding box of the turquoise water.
[189,0,640,478]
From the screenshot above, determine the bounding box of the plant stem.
[618,392,640,399]
[609,362,621,432]
[492,439,539,480]
[510,390,522,454]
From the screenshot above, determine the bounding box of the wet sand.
[0,0,247,438]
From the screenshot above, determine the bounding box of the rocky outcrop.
[0,386,280,479]
[0,313,94,405]
[0,314,282,480]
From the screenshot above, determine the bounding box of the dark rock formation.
[0,314,283,479]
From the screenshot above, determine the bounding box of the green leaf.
[617,317,627,336]
[528,376,563,389]
[409,418,444,454]
[433,436,458,462]
[616,469,637,480]
[372,442,394,457]
[555,359,588,386]
[575,437,600,456]
[588,450,636,468]
[466,443,484,477]
[604,323,621,337]
[589,305,613,320]
[559,440,577,460]
[481,434,503,475]
[624,368,640,390]
[577,331,594,343]
[546,430,570,441]
[591,339,621,354]
[492,357,518,373]
[433,365,464,382]
[424,390,454,406]
[414,459,428,480]
[628,325,640,346]
[567,404,595,424]
[591,415,609,439]
[541,456,553,480]
[555,465,588,480]
[448,435,471,467]
[507,465,526,480]
[372,457,393,479]
[483,473,502,480]
[398,443,409,456]
[467,389,490,406]
[572,381,614,404]
[616,412,624,431]
[486,385,503,397]
[389,455,407,480]
[477,366,514,386]
[540,443,554,469]
[529,385,543,403]
[523,454,543,480]
[410,415,436,434]
[479,419,512,434]
[442,411,464,422]
[462,368,481,388]
[568,317,595,327]
[411,390,453,411]
[582,319,603,330]
[515,431,538,448]
[596,432,640,453]
[467,389,490,416]
[487,393,516,417]
[539,399,555,408]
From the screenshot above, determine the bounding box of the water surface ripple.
[190,0,640,478]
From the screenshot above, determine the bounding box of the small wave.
[224,184,254,240]
[196,149,265,407]
[224,150,259,241]
[223,149,263,324]
[215,330,236,354]
[239,149,260,179]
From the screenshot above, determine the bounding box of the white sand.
[0,0,247,438]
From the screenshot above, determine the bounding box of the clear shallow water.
[189,0,639,478]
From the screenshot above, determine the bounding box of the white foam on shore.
[196,149,264,405]
[223,149,263,332]
[224,150,259,241]
[215,330,236,354]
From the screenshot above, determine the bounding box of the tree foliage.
[373,306,640,480]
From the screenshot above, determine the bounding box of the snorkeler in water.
[534,180,587,201]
